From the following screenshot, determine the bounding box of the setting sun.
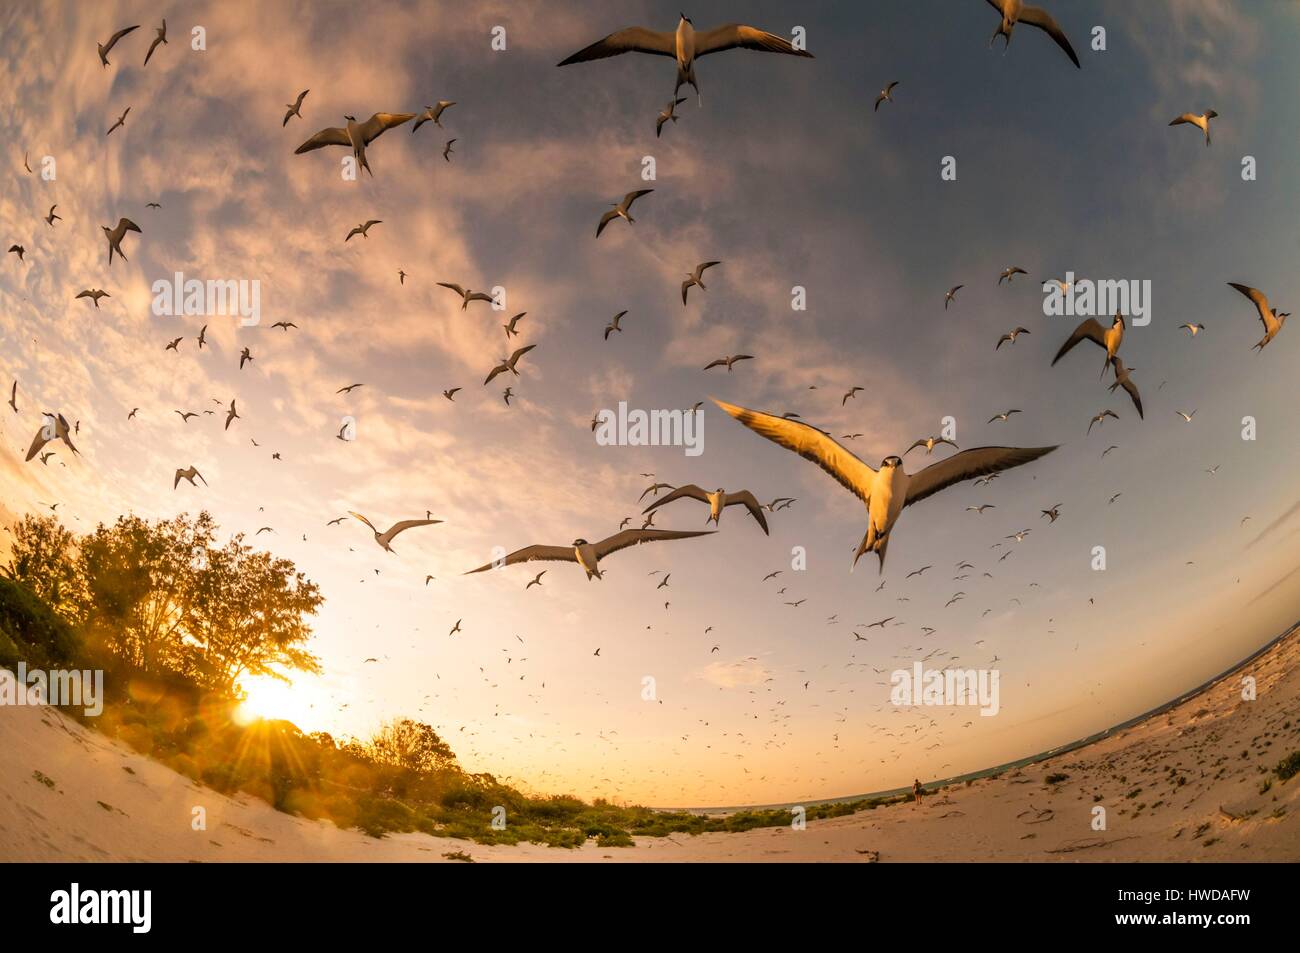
[235,675,320,728]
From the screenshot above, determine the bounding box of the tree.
[4,514,81,622]
[77,512,216,672]
[368,719,458,774]
[187,534,323,692]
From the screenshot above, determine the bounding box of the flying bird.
[1227,282,1288,351]
[987,409,1021,423]
[557,15,813,102]
[224,400,240,431]
[1179,323,1204,336]
[1169,109,1218,146]
[412,101,456,132]
[643,485,770,534]
[349,512,443,553]
[1051,311,1125,379]
[714,398,1055,571]
[484,345,537,385]
[1087,409,1119,435]
[681,260,721,305]
[874,81,899,111]
[101,217,141,265]
[143,19,167,66]
[596,189,653,237]
[437,282,494,310]
[173,466,207,490]
[503,312,526,338]
[6,245,24,262]
[998,266,1028,284]
[345,220,382,241]
[982,0,1080,69]
[294,112,416,177]
[656,97,687,136]
[44,205,61,226]
[944,285,964,309]
[905,436,958,456]
[604,310,628,340]
[465,529,714,580]
[283,89,309,126]
[25,413,80,461]
[442,139,456,162]
[1106,357,1143,418]
[703,354,753,372]
[996,327,1030,349]
[97,24,140,67]
[106,107,130,136]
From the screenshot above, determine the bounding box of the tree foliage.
[3,510,321,688]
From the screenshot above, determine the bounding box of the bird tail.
[852,526,888,573]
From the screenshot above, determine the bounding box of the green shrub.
[1276,751,1300,782]
[0,576,80,669]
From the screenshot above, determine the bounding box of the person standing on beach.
[913,779,924,807]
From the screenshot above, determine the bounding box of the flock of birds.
[1,4,1293,802]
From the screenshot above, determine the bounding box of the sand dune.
[2,629,1297,863]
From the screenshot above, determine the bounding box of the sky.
[1,0,1298,808]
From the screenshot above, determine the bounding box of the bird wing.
[681,279,693,305]
[556,27,676,65]
[695,24,814,57]
[483,363,508,386]
[105,25,141,49]
[1051,317,1107,365]
[594,528,714,559]
[437,282,467,297]
[714,398,877,503]
[905,446,1057,507]
[1118,377,1143,419]
[723,490,770,535]
[348,511,378,533]
[294,126,350,153]
[144,34,163,65]
[643,484,710,514]
[357,112,415,143]
[24,428,51,461]
[1018,5,1081,68]
[466,545,578,573]
[1169,114,1196,126]
[118,218,141,234]
[1227,283,1271,328]
[384,518,442,542]
[623,188,653,209]
[596,208,619,237]
[509,344,537,365]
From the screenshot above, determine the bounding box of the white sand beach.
[2,627,1296,863]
